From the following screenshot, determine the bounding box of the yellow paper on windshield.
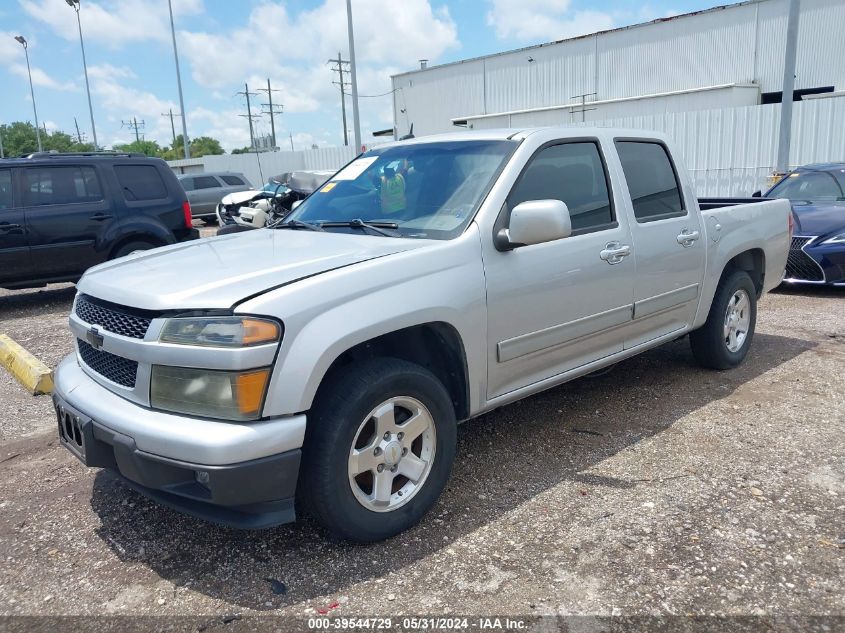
[320,182,337,193]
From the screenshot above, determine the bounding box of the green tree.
[231,146,253,155]
[0,121,94,157]
[189,136,224,158]
[113,139,163,157]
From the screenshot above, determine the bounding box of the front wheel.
[299,358,457,542]
[690,269,757,369]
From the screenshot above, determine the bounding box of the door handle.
[599,241,631,265]
[677,229,700,247]
[0,222,22,234]
[89,213,114,222]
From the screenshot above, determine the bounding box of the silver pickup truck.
[53,128,791,542]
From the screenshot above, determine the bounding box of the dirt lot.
[0,282,842,627]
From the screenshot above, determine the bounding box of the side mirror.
[751,190,762,198]
[495,200,572,251]
[291,200,303,210]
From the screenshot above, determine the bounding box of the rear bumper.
[53,354,306,529]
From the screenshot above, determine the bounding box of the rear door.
[614,139,705,348]
[187,175,224,215]
[0,168,31,284]
[21,164,114,279]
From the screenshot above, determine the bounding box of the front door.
[0,168,31,285]
[484,139,636,399]
[614,140,705,348]
[21,164,113,279]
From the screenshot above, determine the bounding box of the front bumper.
[784,236,845,285]
[53,354,306,529]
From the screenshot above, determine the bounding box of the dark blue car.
[760,163,845,286]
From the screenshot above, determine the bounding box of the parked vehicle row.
[0,152,198,290]
[53,128,791,542]
[754,163,845,286]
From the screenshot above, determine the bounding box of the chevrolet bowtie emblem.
[86,326,104,350]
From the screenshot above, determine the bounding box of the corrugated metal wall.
[392,0,845,137]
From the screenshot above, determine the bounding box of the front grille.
[77,339,138,388]
[75,295,152,339]
[785,237,824,282]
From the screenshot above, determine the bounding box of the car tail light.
[182,200,192,229]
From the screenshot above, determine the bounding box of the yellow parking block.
[0,334,54,395]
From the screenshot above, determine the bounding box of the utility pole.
[162,109,181,147]
[776,0,801,173]
[345,0,361,152]
[167,0,190,159]
[122,117,145,143]
[236,83,260,150]
[327,52,351,146]
[289,132,294,152]
[73,117,84,144]
[570,92,597,123]
[257,78,282,150]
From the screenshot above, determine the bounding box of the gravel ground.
[0,281,842,626]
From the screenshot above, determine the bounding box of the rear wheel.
[111,240,156,260]
[690,269,757,369]
[299,358,456,542]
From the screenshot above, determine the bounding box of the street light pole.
[345,0,362,152]
[67,0,98,150]
[167,0,190,159]
[15,36,42,153]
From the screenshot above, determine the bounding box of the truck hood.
[791,201,845,237]
[78,229,429,311]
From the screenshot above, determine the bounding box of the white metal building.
[390,0,845,195]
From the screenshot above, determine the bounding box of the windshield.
[262,182,289,195]
[283,140,517,239]
[767,169,845,202]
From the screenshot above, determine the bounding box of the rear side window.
[114,165,168,201]
[616,141,685,222]
[193,176,220,189]
[508,141,614,233]
[23,166,103,207]
[220,175,245,186]
[0,170,11,209]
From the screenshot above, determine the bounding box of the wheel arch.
[311,322,471,422]
[107,233,167,260]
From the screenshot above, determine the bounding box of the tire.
[111,240,156,260]
[299,357,457,542]
[690,269,757,370]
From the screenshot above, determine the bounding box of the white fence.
[474,94,845,196]
[168,146,356,189]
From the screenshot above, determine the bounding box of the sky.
[1,0,716,153]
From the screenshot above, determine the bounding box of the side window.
[0,170,12,210]
[23,166,103,207]
[180,178,194,191]
[193,176,220,190]
[616,141,685,222]
[220,175,245,186]
[114,165,168,201]
[508,142,614,233]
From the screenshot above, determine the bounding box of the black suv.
[0,152,198,290]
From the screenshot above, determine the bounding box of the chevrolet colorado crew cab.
[54,128,791,542]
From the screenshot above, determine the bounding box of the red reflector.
[182,201,192,229]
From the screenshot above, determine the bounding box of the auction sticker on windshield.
[332,156,378,181]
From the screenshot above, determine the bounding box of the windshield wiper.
[276,219,325,232]
[319,218,400,237]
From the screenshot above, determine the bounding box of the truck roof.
[376,127,668,148]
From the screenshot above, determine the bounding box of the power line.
[257,78,283,150]
[121,117,145,142]
[236,83,261,150]
[327,52,351,146]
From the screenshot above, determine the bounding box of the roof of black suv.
[1,151,154,164]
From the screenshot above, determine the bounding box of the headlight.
[160,317,280,347]
[821,233,845,245]
[151,366,270,421]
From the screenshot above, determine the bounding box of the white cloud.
[0,30,77,91]
[486,0,615,42]
[18,0,204,49]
